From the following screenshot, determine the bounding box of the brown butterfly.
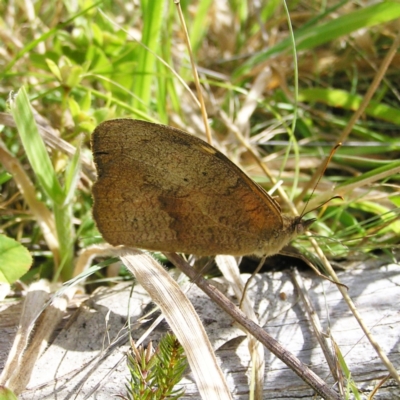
[91,119,314,256]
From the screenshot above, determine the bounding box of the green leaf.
[0,234,32,284]
[68,97,81,120]
[0,386,18,400]
[2,1,102,76]
[390,196,400,208]
[46,58,62,81]
[59,60,83,88]
[80,90,92,111]
[91,22,104,46]
[0,172,12,185]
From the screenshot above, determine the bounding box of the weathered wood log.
[1,260,399,399]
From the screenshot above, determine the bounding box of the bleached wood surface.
[1,259,399,399]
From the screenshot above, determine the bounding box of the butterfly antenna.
[300,143,342,219]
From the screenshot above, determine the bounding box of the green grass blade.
[189,0,213,53]
[299,88,400,125]
[235,2,400,77]
[333,341,361,399]
[336,160,400,190]
[132,0,165,111]
[53,203,75,281]
[295,2,400,51]
[9,87,65,204]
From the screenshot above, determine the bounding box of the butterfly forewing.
[92,119,284,255]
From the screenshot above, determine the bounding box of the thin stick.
[307,236,400,385]
[165,252,342,400]
[295,31,400,384]
[296,30,400,204]
[174,1,213,145]
[239,255,267,308]
[291,268,344,395]
[219,110,298,216]
[299,143,341,216]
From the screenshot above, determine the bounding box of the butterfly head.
[257,215,315,257]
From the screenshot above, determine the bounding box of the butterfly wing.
[92,119,284,256]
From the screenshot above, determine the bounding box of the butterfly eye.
[296,220,305,235]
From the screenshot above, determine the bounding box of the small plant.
[123,333,188,400]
